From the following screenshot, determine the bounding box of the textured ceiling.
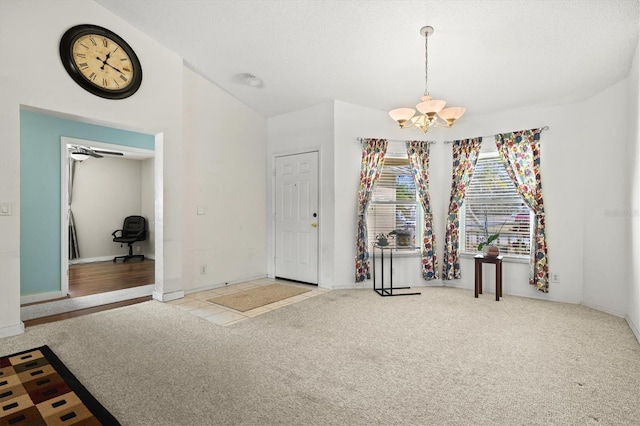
[95,0,640,118]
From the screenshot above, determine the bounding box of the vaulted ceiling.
[96,0,639,119]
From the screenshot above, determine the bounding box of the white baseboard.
[184,274,268,295]
[21,291,66,305]
[20,285,155,321]
[69,256,114,265]
[70,255,155,264]
[580,301,625,318]
[0,322,25,338]
[152,290,184,302]
[626,315,640,344]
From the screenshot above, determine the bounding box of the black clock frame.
[59,24,143,100]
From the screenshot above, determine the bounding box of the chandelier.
[389,26,465,133]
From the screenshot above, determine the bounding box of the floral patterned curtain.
[496,129,548,292]
[443,137,482,280]
[406,141,438,280]
[355,139,388,282]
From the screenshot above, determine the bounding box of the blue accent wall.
[20,110,154,296]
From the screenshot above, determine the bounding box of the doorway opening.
[18,107,164,325]
[61,137,156,299]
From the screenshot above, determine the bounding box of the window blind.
[462,155,531,256]
[367,157,418,249]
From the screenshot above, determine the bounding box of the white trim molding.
[626,315,640,344]
[21,291,66,305]
[21,285,154,321]
[0,322,25,338]
[152,290,184,302]
[185,274,267,295]
[581,301,625,318]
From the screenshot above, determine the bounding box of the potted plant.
[477,213,505,257]
[375,233,390,246]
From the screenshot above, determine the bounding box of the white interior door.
[275,152,319,284]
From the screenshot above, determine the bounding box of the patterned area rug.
[209,283,311,312]
[0,345,119,425]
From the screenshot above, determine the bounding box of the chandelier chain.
[424,30,429,97]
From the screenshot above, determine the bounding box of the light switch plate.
[197,205,206,215]
[0,203,11,216]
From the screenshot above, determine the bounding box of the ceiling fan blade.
[71,147,102,158]
[93,149,124,156]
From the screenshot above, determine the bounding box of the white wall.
[330,97,596,305]
[627,38,640,341]
[269,95,617,307]
[581,79,633,316]
[72,156,143,259]
[332,72,639,313]
[267,101,335,287]
[181,67,267,292]
[0,0,183,337]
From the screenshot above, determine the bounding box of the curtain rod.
[443,126,550,144]
[357,138,436,144]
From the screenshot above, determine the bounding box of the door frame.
[60,136,156,297]
[271,148,321,286]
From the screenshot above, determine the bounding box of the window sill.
[460,252,530,264]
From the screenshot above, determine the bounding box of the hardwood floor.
[69,259,155,297]
[23,259,155,326]
[23,297,152,327]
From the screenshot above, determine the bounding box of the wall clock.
[60,24,143,99]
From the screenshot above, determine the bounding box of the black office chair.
[112,215,147,263]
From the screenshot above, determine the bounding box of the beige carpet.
[2,287,639,425]
[209,283,311,311]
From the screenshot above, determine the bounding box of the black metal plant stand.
[372,244,421,296]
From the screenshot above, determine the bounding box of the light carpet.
[209,283,311,312]
[1,287,639,425]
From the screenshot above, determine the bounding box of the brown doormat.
[209,283,311,312]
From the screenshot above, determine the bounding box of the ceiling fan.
[69,145,124,160]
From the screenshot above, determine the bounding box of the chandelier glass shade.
[389,26,465,133]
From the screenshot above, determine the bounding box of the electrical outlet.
[136,246,141,253]
[200,265,207,275]
[551,273,560,283]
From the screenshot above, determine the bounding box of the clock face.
[60,25,142,99]
[72,34,134,91]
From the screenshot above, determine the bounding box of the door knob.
[311,223,318,228]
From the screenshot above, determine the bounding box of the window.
[461,153,532,256]
[367,155,420,250]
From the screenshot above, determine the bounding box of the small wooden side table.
[474,255,503,301]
